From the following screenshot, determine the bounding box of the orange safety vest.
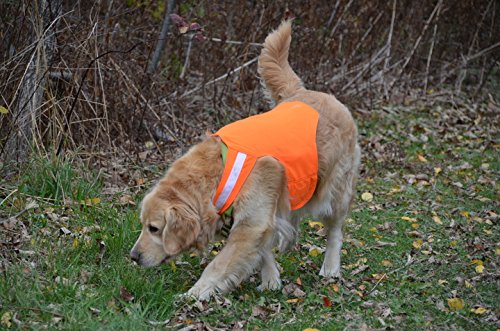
[213,101,319,215]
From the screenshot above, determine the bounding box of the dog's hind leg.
[319,210,346,278]
[320,146,360,278]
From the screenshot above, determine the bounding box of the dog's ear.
[162,205,200,255]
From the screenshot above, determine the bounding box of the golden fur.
[130,20,360,300]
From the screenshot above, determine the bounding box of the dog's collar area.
[215,140,235,238]
[219,205,234,237]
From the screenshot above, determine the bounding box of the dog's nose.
[130,250,141,263]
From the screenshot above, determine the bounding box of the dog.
[130,20,360,301]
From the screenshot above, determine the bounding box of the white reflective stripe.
[215,152,247,211]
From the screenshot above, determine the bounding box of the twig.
[383,0,397,98]
[147,0,175,74]
[0,189,18,207]
[4,305,63,318]
[179,56,259,98]
[390,0,443,91]
[210,38,261,47]
[367,254,414,296]
[424,2,442,93]
[179,34,193,80]
[109,58,178,146]
[326,0,341,28]
[0,199,38,224]
[329,0,354,38]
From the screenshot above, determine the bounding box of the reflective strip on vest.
[214,151,247,211]
[213,147,257,215]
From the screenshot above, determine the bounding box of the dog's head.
[130,189,201,267]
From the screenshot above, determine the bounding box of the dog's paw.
[187,284,215,301]
[257,277,282,292]
[319,263,341,279]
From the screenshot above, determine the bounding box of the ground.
[0,100,498,330]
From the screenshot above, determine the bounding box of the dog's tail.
[258,20,304,104]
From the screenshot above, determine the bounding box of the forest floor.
[0,100,498,330]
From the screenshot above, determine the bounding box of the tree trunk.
[3,0,61,163]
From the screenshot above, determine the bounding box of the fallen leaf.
[470,307,488,314]
[119,194,136,205]
[417,154,428,162]
[322,296,332,307]
[460,211,470,218]
[309,247,323,257]
[361,192,373,202]
[286,298,302,303]
[293,288,306,298]
[413,239,423,250]
[296,277,302,286]
[331,283,340,292]
[308,221,323,229]
[434,167,442,175]
[471,259,483,266]
[96,239,106,263]
[432,216,443,225]
[170,260,177,272]
[1,311,12,328]
[351,264,369,276]
[120,287,134,302]
[464,280,473,288]
[475,265,484,273]
[381,260,393,267]
[447,297,464,310]
[401,216,418,222]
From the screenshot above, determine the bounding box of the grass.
[0,103,498,330]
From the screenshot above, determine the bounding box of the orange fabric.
[213,101,319,213]
[213,148,257,214]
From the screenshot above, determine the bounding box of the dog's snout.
[130,249,141,263]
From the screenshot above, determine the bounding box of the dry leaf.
[475,265,484,273]
[401,216,418,222]
[381,260,393,267]
[432,216,443,225]
[471,259,483,266]
[412,239,423,249]
[417,154,428,162]
[322,296,332,307]
[309,248,322,257]
[470,307,488,315]
[331,283,340,292]
[447,297,464,310]
[361,192,373,202]
[1,311,12,328]
[120,287,134,302]
[308,221,323,229]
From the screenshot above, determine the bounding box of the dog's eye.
[148,225,159,233]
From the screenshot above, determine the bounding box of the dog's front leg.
[187,221,274,300]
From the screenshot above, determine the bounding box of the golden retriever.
[130,20,360,300]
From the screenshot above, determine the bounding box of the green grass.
[1,104,498,330]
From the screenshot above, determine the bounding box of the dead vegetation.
[0,0,499,164]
